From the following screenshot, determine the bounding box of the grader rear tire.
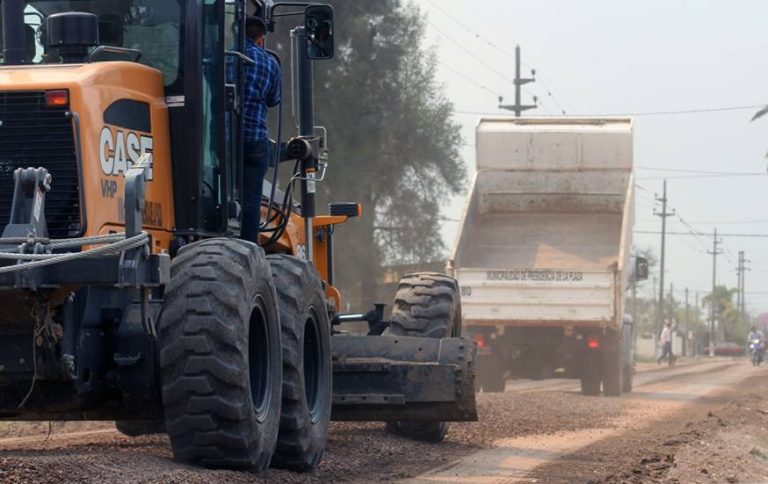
[267,255,332,472]
[158,239,282,470]
[386,272,461,443]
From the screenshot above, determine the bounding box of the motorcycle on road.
[749,338,765,367]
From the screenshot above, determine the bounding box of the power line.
[453,103,766,117]
[445,2,573,112]
[635,230,768,238]
[637,166,767,175]
[427,21,516,85]
[634,183,654,194]
[675,214,713,252]
[425,0,516,62]
[426,0,569,113]
[437,60,503,98]
[531,76,568,115]
[637,172,766,181]
[674,219,768,225]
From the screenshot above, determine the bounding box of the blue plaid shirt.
[243,38,281,142]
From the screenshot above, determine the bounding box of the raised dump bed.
[450,117,646,395]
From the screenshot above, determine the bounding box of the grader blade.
[330,335,477,421]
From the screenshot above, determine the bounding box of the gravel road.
[0,358,758,483]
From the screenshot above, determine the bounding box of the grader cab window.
[1,0,183,90]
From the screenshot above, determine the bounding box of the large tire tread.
[387,272,460,443]
[159,239,280,470]
[268,255,332,472]
[389,272,458,338]
[602,333,623,397]
[580,351,601,396]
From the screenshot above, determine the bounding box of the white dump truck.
[449,118,647,396]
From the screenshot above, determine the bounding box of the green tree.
[273,1,465,308]
[702,285,747,344]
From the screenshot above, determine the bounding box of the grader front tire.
[386,272,462,443]
[158,239,282,470]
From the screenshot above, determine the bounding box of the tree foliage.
[272,1,465,308]
[703,285,748,344]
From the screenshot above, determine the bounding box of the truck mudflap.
[330,334,477,422]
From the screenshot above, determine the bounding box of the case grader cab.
[0,0,476,471]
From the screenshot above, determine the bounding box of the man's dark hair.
[246,16,267,41]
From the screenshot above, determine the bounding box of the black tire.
[483,371,506,392]
[115,420,166,437]
[621,363,634,393]
[267,255,332,472]
[580,351,601,396]
[478,355,505,393]
[386,272,461,443]
[602,343,623,397]
[158,239,282,470]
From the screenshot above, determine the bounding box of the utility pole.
[498,45,537,117]
[654,180,674,338]
[707,229,723,357]
[742,253,750,320]
[684,287,690,357]
[696,291,700,356]
[736,251,743,313]
[670,281,675,355]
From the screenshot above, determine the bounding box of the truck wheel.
[478,355,506,393]
[159,239,282,470]
[267,255,332,472]
[580,351,601,396]
[602,343,623,397]
[386,272,461,443]
[621,363,634,393]
[483,371,506,392]
[115,420,165,437]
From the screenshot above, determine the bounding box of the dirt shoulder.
[527,365,768,483]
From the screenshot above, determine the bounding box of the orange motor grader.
[0,0,476,473]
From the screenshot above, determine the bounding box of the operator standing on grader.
[241,16,281,242]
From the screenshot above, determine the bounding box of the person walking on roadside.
[658,320,675,365]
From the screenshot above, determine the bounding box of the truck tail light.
[473,333,486,349]
[587,335,600,350]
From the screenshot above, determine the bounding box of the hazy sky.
[412,0,768,314]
